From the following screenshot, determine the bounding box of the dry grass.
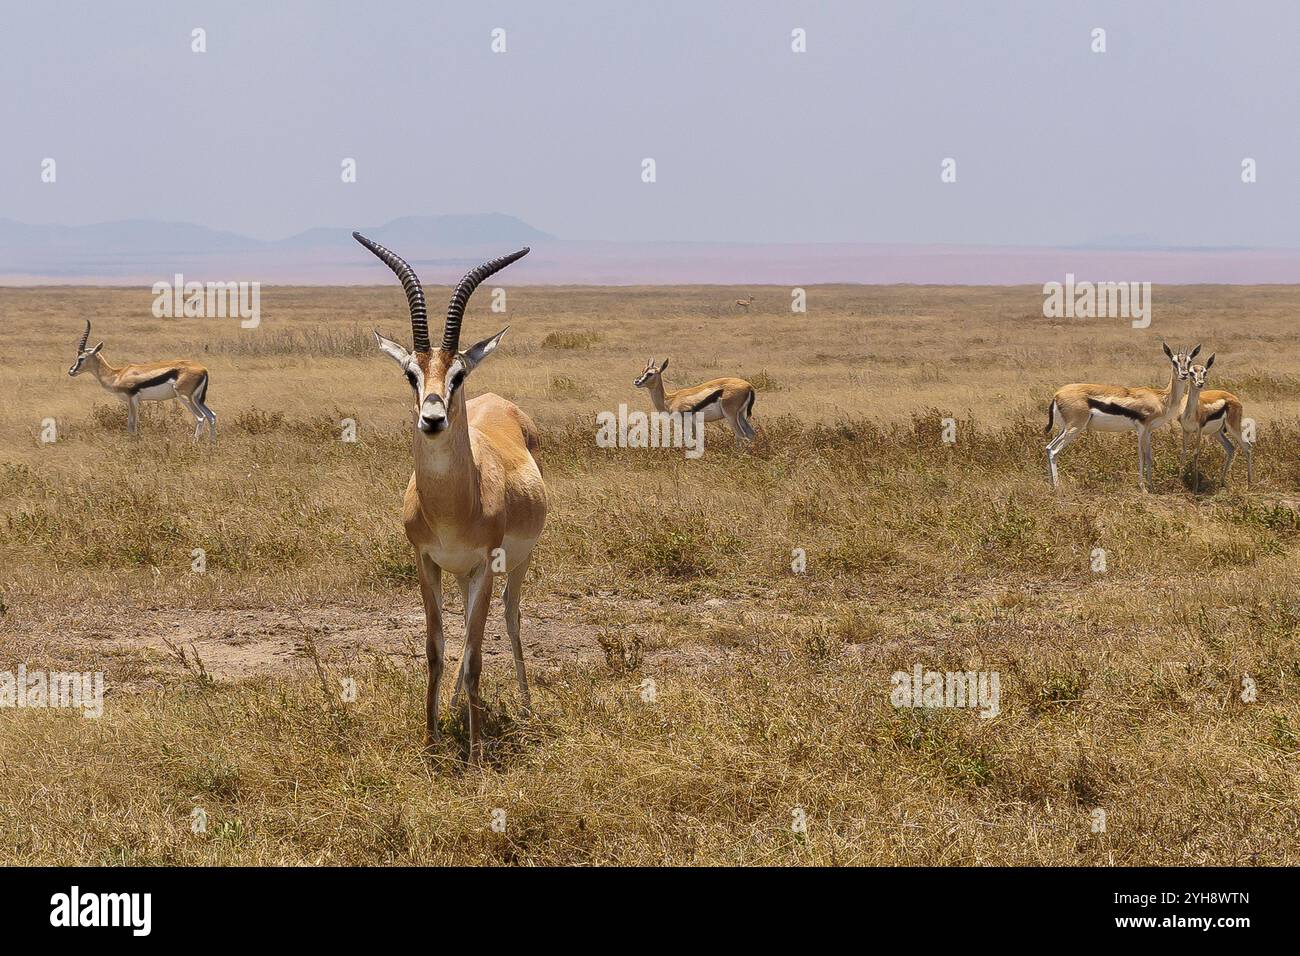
[0,284,1299,865]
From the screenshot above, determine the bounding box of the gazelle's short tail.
[1045,399,1056,436]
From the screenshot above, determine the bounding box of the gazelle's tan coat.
[634,358,757,441]
[1044,343,1196,489]
[356,233,545,765]
[68,321,216,440]
[1178,355,1254,489]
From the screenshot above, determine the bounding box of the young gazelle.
[633,358,757,442]
[1044,343,1197,490]
[1178,354,1254,490]
[67,321,216,440]
[355,232,547,765]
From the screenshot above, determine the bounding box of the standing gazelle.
[1178,354,1254,490]
[1044,343,1197,490]
[68,321,216,440]
[355,232,547,765]
[634,358,758,442]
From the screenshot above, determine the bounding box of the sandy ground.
[0,592,739,694]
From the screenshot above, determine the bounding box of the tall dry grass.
[0,284,1298,864]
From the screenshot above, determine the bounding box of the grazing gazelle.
[1044,343,1197,490]
[67,321,216,440]
[1178,354,1254,490]
[355,232,546,765]
[633,357,757,442]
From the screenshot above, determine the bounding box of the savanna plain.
[1,283,1298,865]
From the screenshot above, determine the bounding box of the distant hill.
[0,214,554,280]
[2,216,1299,285]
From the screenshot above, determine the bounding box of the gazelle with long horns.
[355,232,546,765]
[67,321,217,440]
[1178,354,1254,490]
[1044,343,1197,490]
[634,358,758,442]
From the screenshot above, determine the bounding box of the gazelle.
[355,232,546,765]
[1178,354,1254,490]
[1044,343,1197,490]
[67,321,216,440]
[735,295,754,312]
[634,357,757,442]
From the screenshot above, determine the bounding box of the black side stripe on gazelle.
[126,371,179,395]
[686,388,724,414]
[1204,403,1229,422]
[1086,397,1144,421]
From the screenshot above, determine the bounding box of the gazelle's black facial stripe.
[446,360,466,398]
[404,361,425,398]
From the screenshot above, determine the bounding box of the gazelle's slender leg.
[1046,426,1082,488]
[127,395,140,435]
[178,395,206,439]
[503,559,533,714]
[1226,423,1253,486]
[1179,430,1191,472]
[196,401,218,442]
[736,404,757,440]
[450,576,468,713]
[459,563,494,766]
[1216,428,1236,486]
[722,407,748,444]
[1137,426,1152,490]
[1192,428,1203,492]
[417,551,445,747]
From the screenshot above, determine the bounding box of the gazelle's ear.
[659,358,669,372]
[1162,342,1174,360]
[1205,353,1215,369]
[91,342,104,355]
[373,329,410,367]
[464,326,508,372]
[1190,344,1202,359]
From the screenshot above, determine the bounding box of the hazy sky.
[3,1,1297,246]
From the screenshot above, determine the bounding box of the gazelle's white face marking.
[1163,342,1200,381]
[1189,354,1216,389]
[373,328,506,437]
[634,357,668,388]
[68,343,102,376]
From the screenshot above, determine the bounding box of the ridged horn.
[76,320,91,353]
[352,232,430,352]
[443,248,530,352]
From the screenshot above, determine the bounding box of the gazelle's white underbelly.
[698,403,724,422]
[420,534,540,578]
[1086,411,1141,433]
[1182,416,1225,435]
[135,383,179,401]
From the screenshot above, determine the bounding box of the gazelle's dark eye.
[405,369,418,391]
[449,371,465,391]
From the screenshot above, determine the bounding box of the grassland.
[0,283,1298,865]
